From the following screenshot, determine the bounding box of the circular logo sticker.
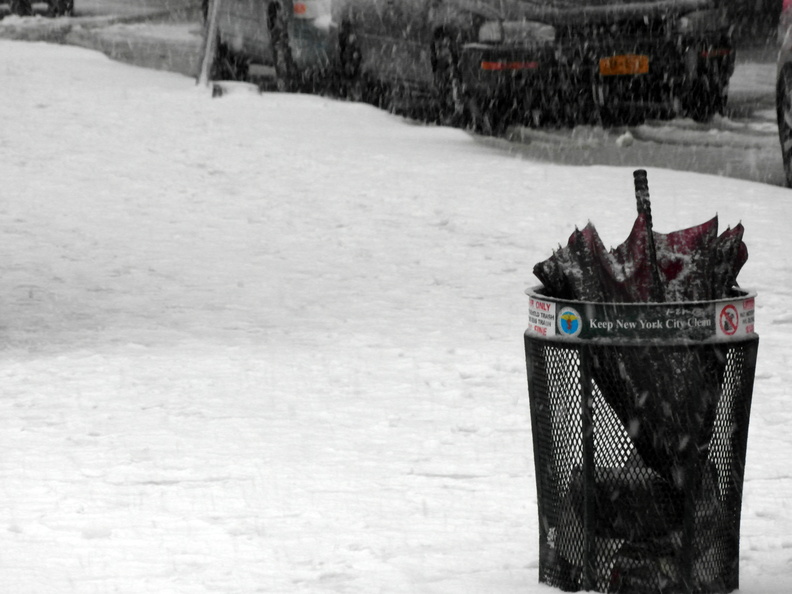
[558,307,583,338]
[719,305,739,336]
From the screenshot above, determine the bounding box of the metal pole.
[197,0,223,87]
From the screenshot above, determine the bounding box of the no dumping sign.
[526,287,756,342]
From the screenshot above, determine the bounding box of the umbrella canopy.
[533,215,747,304]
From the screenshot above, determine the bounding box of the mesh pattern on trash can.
[525,336,757,594]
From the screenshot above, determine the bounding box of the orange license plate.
[599,54,649,76]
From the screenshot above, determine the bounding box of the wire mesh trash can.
[524,286,758,594]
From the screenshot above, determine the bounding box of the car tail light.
[293,1,321,19]
[481,61,539,71]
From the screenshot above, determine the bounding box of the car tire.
[466,96,506,136]
[338,23,367,101]
[211,39,249,82]
[338,23,388,107]
[777,67,792,188]
[684,76,726,123]
[48,0,73,17]
[10,0,33,16]
[269,3,297,93]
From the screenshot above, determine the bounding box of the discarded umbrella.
[532,169,749,515]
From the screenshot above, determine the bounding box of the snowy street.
[1,33,791,594]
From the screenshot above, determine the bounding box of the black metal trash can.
[524,286,758,594]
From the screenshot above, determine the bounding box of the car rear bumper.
[459,34,734,111]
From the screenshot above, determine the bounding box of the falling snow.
[1,38,791,593]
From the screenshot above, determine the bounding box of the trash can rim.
[525,285,757,342]
[525,285,756,306]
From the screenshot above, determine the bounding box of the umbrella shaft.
[634,170,665,302]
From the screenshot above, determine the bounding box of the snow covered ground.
[1,40,791,593]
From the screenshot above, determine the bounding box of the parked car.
[333,0,735,131]
[207,0,337,92]
[1,0,72,16]
[777,0,792,186]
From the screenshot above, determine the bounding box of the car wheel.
[269,3,297,92]
[47,0,73,16]
[211,39,249,82]
[466,95,507,136]
[9,0,33,16]
[777,68,792,187]
[338,22,366,101]
[684,76,726,123]
[337,26,388,107]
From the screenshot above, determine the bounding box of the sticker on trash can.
[719,305,739,336]
[526,287,757,342]
[528,296,556,337]
[716,298,755,339]
[557,307,582,338]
